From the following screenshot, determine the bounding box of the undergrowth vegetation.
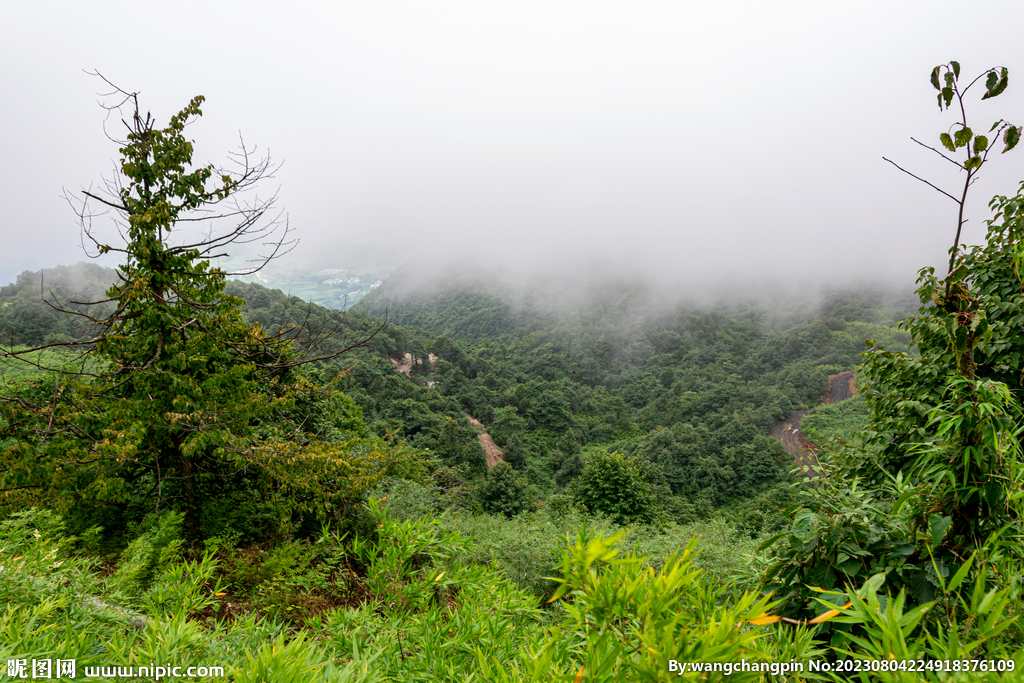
[4,501,1022,681]
[0,500,771,682]
[801,396,869,448]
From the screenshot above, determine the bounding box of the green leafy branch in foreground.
[885,60,1019,283]
[764,63,1024,634]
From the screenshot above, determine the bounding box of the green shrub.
[800,396,868,447]
[567,449,661,525]
[197,478,282,545]
[370,478,438,520]
[478,461,531,518]
[232,633,341,683]
[553,453,584,488]
[141,553,224,618]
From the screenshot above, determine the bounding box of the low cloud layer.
[3,1,1023,292]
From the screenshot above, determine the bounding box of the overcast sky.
[3,1,1023,290]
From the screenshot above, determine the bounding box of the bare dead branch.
[910,138,964,168]
[882,157,961,203]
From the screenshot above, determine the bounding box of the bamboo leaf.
[946,555,975,593]
[808,602,853,624]
[748,615,783,625]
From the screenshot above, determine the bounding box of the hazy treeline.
[0,263,117,346]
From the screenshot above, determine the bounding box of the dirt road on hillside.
[386,358,503,466]
[770,410,810,454]
[770,410,821,478]
[770,371,857,479]
[464,414,506,467]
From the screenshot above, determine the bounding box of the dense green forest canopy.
[0,262,116,347]
[2,259,915,524]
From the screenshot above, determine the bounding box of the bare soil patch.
[388,353,437,376]
[770,371,857,480]
[825,370,858,404]
[769,410,822,478]
[464,414,506,467]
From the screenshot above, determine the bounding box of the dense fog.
[4,1,1024,291]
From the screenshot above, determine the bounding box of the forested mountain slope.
[356,258,541,341]
[352,264,919,523]
[2,261,915,522]
[0,262,117,346]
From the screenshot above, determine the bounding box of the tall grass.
[373,478,768,600]
[2,503,1022,681]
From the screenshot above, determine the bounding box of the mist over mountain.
[357,247,920,343]
[6,2,1024,293]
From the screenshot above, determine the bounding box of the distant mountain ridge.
[354,257,673,342]
[355,258,530,341]
[0,263,118,346]
[357,251,923,348]
[0,263,368,349]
